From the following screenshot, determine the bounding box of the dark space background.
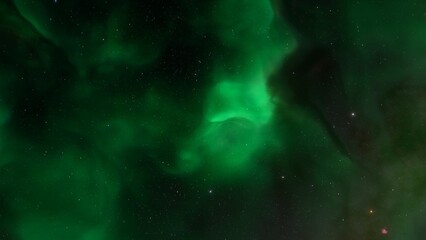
[0,0,425,239]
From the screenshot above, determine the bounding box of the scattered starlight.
[0,0,421,239]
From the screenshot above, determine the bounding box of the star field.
[0,0,426,239]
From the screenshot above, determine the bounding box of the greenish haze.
[0,0,425,239]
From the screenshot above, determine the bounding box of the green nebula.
[1,0,426,239]
[175,66,283,180]
[172,0,295,180]
[1,0,296,238]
